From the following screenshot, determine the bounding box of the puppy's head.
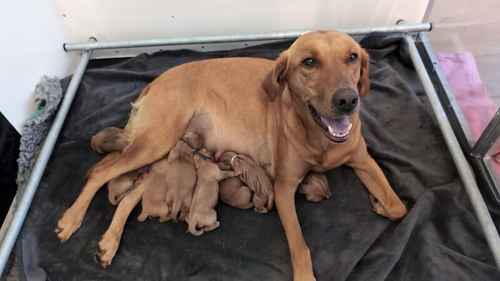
[263,30,369,143]
[183,131,204,150]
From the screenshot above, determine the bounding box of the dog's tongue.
[320,116,352,138]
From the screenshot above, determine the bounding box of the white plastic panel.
[57,0,428,43]
[0,0,77,132]
[0,0,428,131]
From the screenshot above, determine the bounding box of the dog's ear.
[357,49,370,97]
[263,51,289,101]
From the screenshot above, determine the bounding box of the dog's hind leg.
[97,181,145,268]
[56,103,193,241]
[56,133,185,241]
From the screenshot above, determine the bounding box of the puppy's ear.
[357,49,370,97]
[262,51,289,101]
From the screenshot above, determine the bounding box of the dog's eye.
[302,57,317,67]
[347,53,358,63]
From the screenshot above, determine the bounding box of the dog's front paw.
[369,195,407,220]
[294,273,316,281]
[55,208,84,241]
[97,231,120,268]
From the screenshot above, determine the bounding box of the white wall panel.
[57,0,429,42]
[0,0,428,131]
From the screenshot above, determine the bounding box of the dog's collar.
[181,138,213,161]
[230,154,239,167]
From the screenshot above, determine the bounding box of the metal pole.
[404,35,500,268]
[0,50,92,276]
[63,22,432,52]
[471,109,500,158]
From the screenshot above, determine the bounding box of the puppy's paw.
[254,206,269,214]
[97,231,120,268]
[252,194,273,213]
[203,221,220,233]
[55,208,83,241]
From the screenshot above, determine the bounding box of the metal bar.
[416,33,500,204]
[417,32,475,146]
[63,22,432,52]
[404,34,500,268]
[0,50,92,276]
[471,109,500,158]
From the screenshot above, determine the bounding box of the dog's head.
[263,30,369,143]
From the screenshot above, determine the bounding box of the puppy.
[299,173,332,202]
[107,170,141,205]
[218,152,273,213]
[138,132,202,222]
[219,177,253,209]
[187,149,238,236]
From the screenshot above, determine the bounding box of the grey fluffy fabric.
[16,76,62,199]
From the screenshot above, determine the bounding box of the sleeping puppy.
[107,170,141,205]
[299,173,332,202]
[187,149,238,236]
[219,177,253,209]
[218,152,273,213]
[90,127,202,220]
[94,130,202,267]
[138,132,202,222]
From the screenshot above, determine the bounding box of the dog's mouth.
[308,105,352,143]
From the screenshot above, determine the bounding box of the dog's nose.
[332,88,358,113]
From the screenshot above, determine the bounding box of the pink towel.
[436,52,499,174]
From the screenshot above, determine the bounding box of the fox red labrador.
[56,30,407,280]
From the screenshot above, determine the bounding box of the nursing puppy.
[90,127,201,219]
[93,130,202,267]
[218,152,273,213]
[187,150,238,236]
[138,132,202,222]
[59,31,408,281]
[219,177,253,209]
[299,173,332,202]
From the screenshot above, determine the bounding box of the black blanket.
[13,34,500,281]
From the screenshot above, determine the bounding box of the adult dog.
[56,30,407,280]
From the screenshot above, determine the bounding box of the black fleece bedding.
[13,34,500,281]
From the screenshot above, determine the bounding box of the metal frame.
[471,109,500,158]
[2,22,500,276]
[416,32,500,203]
[405,35,500,267]
[63,22,432,52]
[0,50,92,275]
